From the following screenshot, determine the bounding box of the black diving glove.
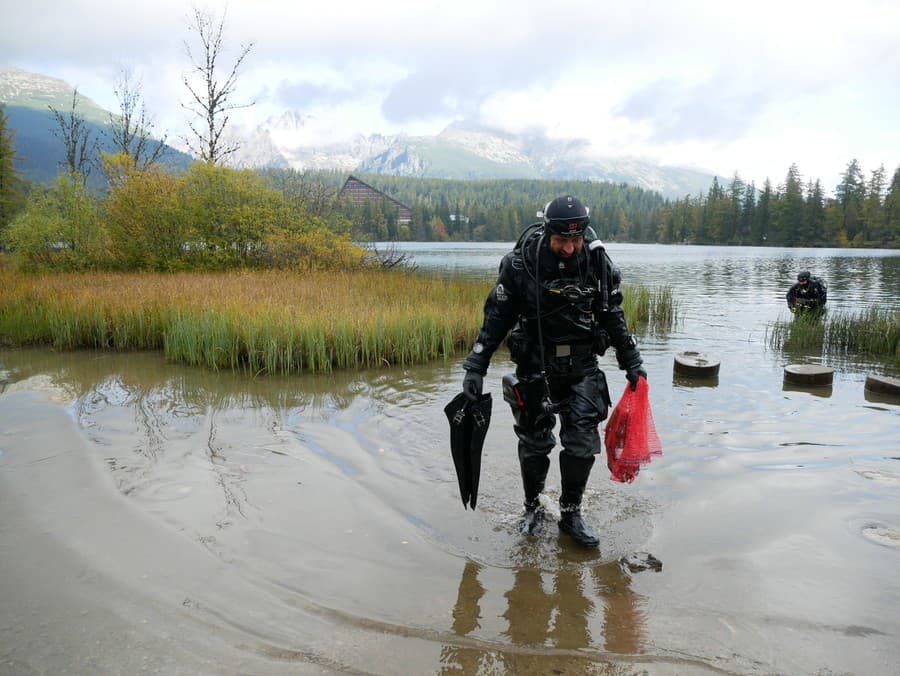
[462,370,484,401]
[626,366,647,391]
[617,338,645,391]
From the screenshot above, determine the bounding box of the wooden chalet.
[338,175,412,224]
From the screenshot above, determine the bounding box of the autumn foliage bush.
[3,176,109,270]
[2,155,367,272]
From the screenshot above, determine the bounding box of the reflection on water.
[439,558,646,673]
[393,242,900,309]
[2,243,900,675]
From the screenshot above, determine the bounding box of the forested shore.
[327,160,900,248]
[2,115,898,274]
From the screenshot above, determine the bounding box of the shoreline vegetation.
[0,268,678,374]
[767,307,900,366]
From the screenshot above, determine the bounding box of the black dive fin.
[444,392,472,508]
[466,394,491,509]
[444,392,492,509]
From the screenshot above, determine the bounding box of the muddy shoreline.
[2,341,899,675]
[1,386,708,675]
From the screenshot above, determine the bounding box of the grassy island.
[0,269,485,373]
[0,268,677,374]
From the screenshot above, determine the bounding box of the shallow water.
[1,244,899,675]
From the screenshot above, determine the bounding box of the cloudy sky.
[3,0,899,190]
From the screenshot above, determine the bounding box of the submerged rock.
[620,551,663,573]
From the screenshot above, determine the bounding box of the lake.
[1,243,899,675]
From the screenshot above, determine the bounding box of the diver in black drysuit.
[461,195,646,547]
[786,270,827,314]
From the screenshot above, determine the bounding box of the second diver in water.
[786,270,827,314]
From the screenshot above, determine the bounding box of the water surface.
[1,243,898,675]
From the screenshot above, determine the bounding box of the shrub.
[3,176,107,270]
[103,153,191,270]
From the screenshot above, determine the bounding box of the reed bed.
[0,269,487,373]
[622,284,677,333]
[767,306,900,363]
[0,268,678,373]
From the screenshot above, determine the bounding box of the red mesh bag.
[604,378,662,483]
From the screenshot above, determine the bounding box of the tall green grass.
[768,306,900,363]
[622,284,677,333]
[0,269,678,373]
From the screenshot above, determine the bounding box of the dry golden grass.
[0,269,488,372]
[0,268,677,373]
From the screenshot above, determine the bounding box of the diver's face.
[549,234,584,259]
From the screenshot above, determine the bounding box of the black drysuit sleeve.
[594,251,642,371]
[462,253,521,375]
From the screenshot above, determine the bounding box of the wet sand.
[2,345,899,675]
[0,373,695,675]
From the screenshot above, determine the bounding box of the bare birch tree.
[49,89,97,182]
[181,5,254,164]
[107,66,167,169]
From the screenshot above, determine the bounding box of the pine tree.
[883,166,900,246]
[835,159,866,242]
[803,179,825,244]
[756,179,773,244]
[771,166,804,246]
[861,165,886,245]
[724,173,745,243]
[740,181,756,243]
[698,177,725,242]
[0,104,24,242]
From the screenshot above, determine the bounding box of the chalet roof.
[339,175,412,212]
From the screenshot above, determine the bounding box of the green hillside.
[3,104,190,187]
[1,67,191,187]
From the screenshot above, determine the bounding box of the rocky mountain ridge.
[2,67,716,198]
[0,66,108,123]
[229,115,716,198]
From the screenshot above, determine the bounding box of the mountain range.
[2,67,716,198]
[228,113,717,198]
[0,66,190,186]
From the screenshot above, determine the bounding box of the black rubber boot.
[520,506,545,536]
[559,454,599,547]
[519,455,549,537]
[558,509,599,547]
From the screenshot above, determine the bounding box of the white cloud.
[2,0,898,190]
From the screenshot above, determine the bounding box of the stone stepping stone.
[783,364,834,386]
[864,374,900,396]
[673,351,720,377]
